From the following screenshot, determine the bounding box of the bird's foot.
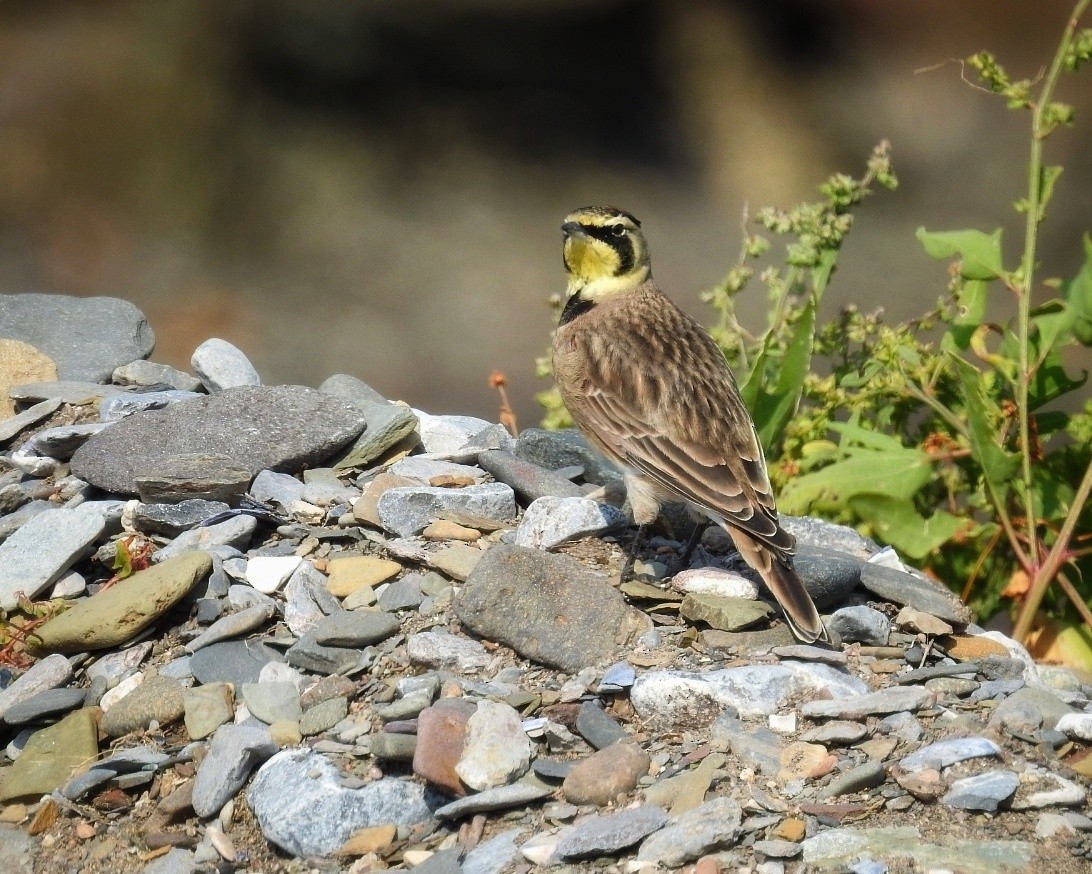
[666,521,710,577]
[618,524,648,584]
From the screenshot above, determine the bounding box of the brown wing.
[568,285,794,561]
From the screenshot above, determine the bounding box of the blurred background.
[0,0,1088,426]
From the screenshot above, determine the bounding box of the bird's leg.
[619,524,648,584]
[670,520,710,575]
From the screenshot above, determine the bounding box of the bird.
[550,205,828,643]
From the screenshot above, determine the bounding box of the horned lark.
[551,206,828,643]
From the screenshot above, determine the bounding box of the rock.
[1011,765,1086,809]
[389,457,487,483]
[131,500,231,537]
[802,826,1032,873]
[857,560,972,625]
[0,293,154,382]
[637,796,743,866]
[245,555,302,594]
[369,732,418,761]
[515,428,622,487]
[26,422,110,460]
[0,654,73,721]
[414,410,513,460]
[455,544,650,673]
[800,720,870,746]
[680,593,774,631]
[132,455,253,504]
[153,516,256,562]
[0,398,61,442]
[186,603,274,653]
[563,742,650,806]
[112,359,202,392]
[325,555,402,597]
[1056,712,1092,741]
[576,701,630,750]
[190,338,261,391]
[434,779,553,820]
[0,505,106,610]
[300,697,348,735]
[0,709,100,802]
[826,605,890,646]
[0,339,57,418]
[779,741,836,782]
[377,482,516,537]
[709,715,783,776]
[99,390,204,422]
[2,687,86,725]
[143,848,195,874]
[455,700,533,790]
[285,631,363,675]
[248,749,435,855]
[376,575,425,611]
[898,737,1002,773]
[101,675,186,736]
[192,724,279,818]
[513,496,625,549]
[556,805,668,859]
[427,544,483,581]
[462,828,524,874]
[189,640,278,687]
[320,374,419,468]
[672,568,760,600]
[894,605,953,636]
[782,545,863,610]
[941,770,1020,812]
[820,761,887,799]
[477,449,584,503]
[407,631,491,672]
[414,702,473,796]
[632,663,869,722]
[183,683,234,741]
[801,686,933,720]
[31,552,212,654]
[283,561,333,636]
[8,380,131,406]
[242,682,303,725]
[313,610,400,647]
[71,385,365,496]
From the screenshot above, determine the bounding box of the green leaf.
[810,248,838,298]
[744,297,817,452]
[952,357,1019,495]
[917,227,1005,281]
[827,420,910,453]
[1063,234,1092,345]
[848,494,967,559]
[779,445,934,516]
[1028,345,1088,410]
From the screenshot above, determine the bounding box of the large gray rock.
[377,482,516,537]
[70,385,366,496]
[0,293,155,382]
[248,749,437,856]
[455,545,650,672]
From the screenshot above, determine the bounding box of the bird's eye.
[610,225,627,237]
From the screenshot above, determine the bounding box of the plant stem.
[1013,455,1092,640]
[1014,0,1089,583]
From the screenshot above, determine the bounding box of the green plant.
[536,2,1092,640]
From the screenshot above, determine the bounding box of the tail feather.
[731,528,828,644]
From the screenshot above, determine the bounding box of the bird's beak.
[561,221,585,238]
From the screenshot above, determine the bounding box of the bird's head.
[561,206,650,301]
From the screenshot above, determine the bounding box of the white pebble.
[246,555,302,593]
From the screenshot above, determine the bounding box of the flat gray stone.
[248,749,436,855]
[8,380,132,405]
[820,761,887,799]
[515,428,622,487]
[899,737,1002,773]
[557,806,668,859]
[462,828,524,874]
[801,685,933,720]
[2,687,86,725]
[26,422,109,461]
[189,640,279,687]
[637,796,743,866]
[477,449,584,503]
[285,631,363,675]
[192,724,278,817]
[455,544,650,673]
[312,610,400,648]
[0,505,106,610]
[185,603,274,653]
[190,337,261,391]
[99,390,204,422]
[0,654,73,721]
[152,515,257,563]
[131,500,231,537]
[377,482,516,537]
[514,495,625,549]
[407,631,491,672]
[71,385,365,497]
[321,374,419,469]
[112,359,203,392]
[434,779,553,820]
[242,682,302,725]
[827,605,890,645]
[0,398,62,444]
[299,697,348,735]
[632,662,869,722]
[941,770,1020,812]
[858,559,972,625]
[0,293,154,382]
[709,715,783,775]
[802,826,1033,873]
[101,675,186,737]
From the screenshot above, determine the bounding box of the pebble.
[153,515,256,562]
[455,699,532,790]
[312,609,400,647]
[827,605,890,645]
[185,602,274,652]
[672,567,760,600]
[1,687,87,725]
[637,796,743,866]
[190,338,261,391]
[112,359,203,392]
[189,640,276,686]
[556,805,668,859]
[680,593,774,631]
[0,654,73,722]
[377,481,516,537]
[576,700,630,749]
[476,449,585,502]
[183,683,235,740]
[941,770,1020,812]
[801,685,933,720]
[245,555,302,594]
[513,495,625,549]
[300,696,348,735]
[101,675,186,737]
[325,378,418,468]
[434,779,553,820]
[407,631,491,671]
[1056,712,1092,741]
[563,742,650,806]
[0,709,99,802]
[898,736,1001,772]
[325,555,401,597]
[462,827,524,874]
[515,427,622,487]
[242,682,303,724]
[192,724,279,817]
[414,701,474,796]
